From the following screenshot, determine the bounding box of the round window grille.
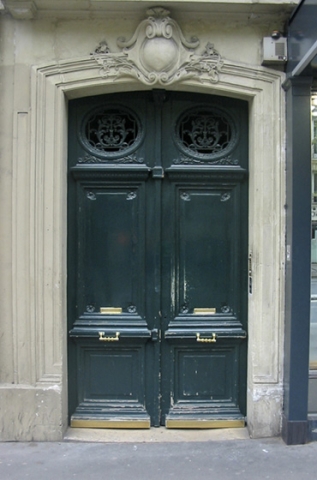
[80,105,143,159]
[175,106,238,161]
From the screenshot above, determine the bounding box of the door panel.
[78,183,146,316]
[177,186,237,313]
[71,341,150,428]
[173,344,240,401]
[68,90,248,428]
[161,176,246,426]
[162,340,245,427]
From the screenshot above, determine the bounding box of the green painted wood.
[67,91,248,427]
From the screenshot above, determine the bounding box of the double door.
[67,90,248,428]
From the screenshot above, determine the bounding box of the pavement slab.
[0,436,317,480]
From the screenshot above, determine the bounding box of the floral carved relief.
[92,7,223,86]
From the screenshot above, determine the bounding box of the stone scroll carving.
[92,7,223,86]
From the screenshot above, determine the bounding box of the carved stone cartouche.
[92,7,223,86]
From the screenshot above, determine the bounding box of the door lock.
[152,166,164,179]
[151,329,160,342]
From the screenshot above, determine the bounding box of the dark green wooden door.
[68,90,248,428]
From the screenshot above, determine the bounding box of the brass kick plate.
[71,419,150,429]
[194,308,216,315]
[100,307,122,315]
[166,419,245,429]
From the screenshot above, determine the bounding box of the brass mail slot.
[193,308,216,315]
[100,307,122,315]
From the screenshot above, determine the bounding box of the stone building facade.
[0,0,301,441]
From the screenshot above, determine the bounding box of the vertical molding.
[42,78,57,377]
[33,69,45,382]
[246,74,286,438]
[12,110,34,384]
[248,76,285,384]
[33,72,64,384]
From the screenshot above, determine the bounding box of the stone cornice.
[5,1,37,19]
[3,0,299,20]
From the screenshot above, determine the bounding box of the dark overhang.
[288,0,317,77]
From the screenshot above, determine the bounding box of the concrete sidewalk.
[0,434,317,480]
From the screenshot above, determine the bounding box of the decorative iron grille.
[80,106,142,159]
[175,106,238,161]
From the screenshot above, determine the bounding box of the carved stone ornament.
[92,7,223,86]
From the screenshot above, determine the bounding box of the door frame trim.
[13,58,285,438]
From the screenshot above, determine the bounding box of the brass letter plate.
[194,308,216,315]
[100,307,122,315]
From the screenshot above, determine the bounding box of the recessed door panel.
[177,348,235,401]
[77,183,145,316]
[176,186,238,315]
[68,90,248,428]
[82,348,141,401]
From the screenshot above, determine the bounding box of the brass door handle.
[196,333,217,343]
[98,332,120,342]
